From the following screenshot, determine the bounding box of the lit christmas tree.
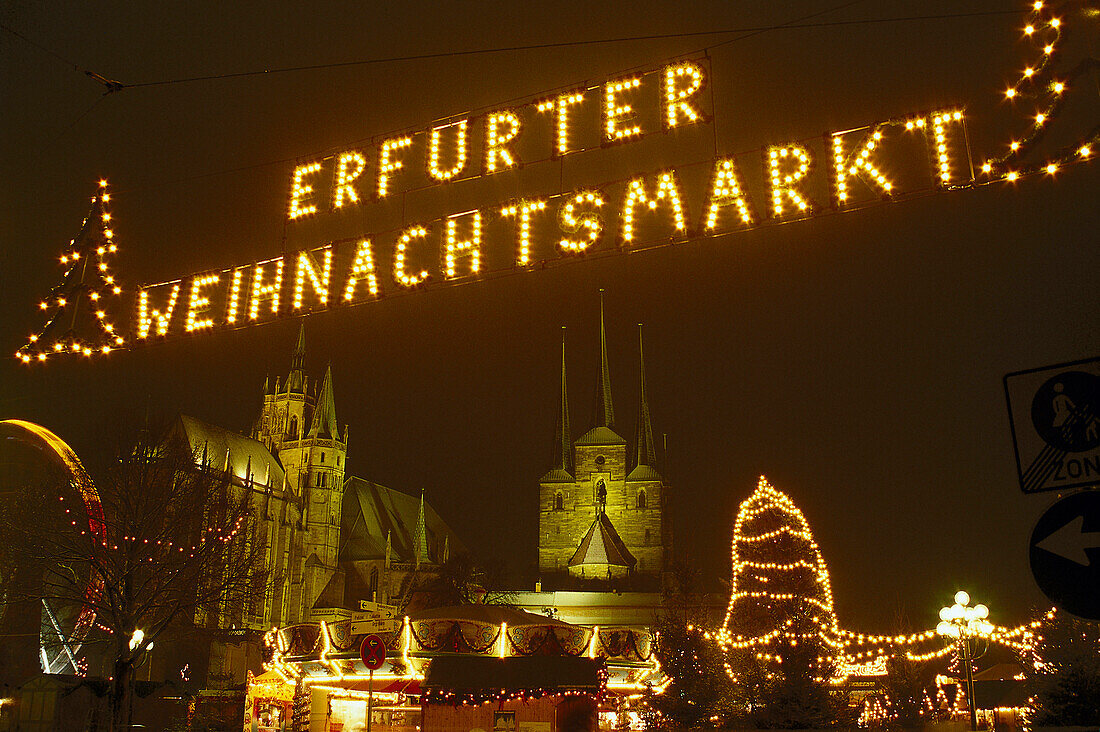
[16,180,124,363]
[718,477,843,681]
[715,476,847,726]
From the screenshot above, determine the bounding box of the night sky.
[1,0,1097,633]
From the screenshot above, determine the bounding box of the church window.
[595,455,605,466]
[320,452,325,463]
[289,416,299,439]
[554,492,564,511]
[316,472,326,487]
[636,490,647,509]
[337,456,341,466]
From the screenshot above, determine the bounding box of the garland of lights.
[16,180,125,362]
[707,476,1055,685]
[979,1,1099,181]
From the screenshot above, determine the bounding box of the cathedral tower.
[254,323,347,622]
[538,295,669,584]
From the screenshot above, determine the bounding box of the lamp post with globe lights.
[936,591,993,731]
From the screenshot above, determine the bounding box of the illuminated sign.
[16,2,1098,363]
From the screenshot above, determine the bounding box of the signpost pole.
[962,639,977,731]
[367,664,376,730]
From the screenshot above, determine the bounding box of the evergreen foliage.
[651,618,740,728]
[1021,609,1100,726]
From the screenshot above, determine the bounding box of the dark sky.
[1,0,1097,633]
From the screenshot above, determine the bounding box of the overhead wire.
[3,9,1025,94]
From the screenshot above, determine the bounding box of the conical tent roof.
[568,512,636,570]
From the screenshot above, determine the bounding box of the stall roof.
[423,656,604,693]
[410,604,574,627]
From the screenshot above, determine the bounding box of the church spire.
[287,321,307,393]
[594,290,615,429]
[552,327,573,474]
[633,324,657,469]
[307,363,339,440]
[415,489,429,570]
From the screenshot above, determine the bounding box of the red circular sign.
[360,634,387,670]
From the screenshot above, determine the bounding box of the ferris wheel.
[0,419,106,675]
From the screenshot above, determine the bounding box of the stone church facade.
[537,301,671,587]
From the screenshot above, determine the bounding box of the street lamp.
[936,591,992,731]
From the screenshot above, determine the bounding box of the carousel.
[247,604,665,732]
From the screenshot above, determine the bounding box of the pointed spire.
[287,322,307,393]
[415,489,428,570]
[633,324,657,469]
[307,363,339,439]
[594,290,615,429]
[552,327,573,474]
[385,530,392,569]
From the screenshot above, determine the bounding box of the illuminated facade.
[538,302,669,586]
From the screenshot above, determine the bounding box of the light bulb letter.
[558,191,604,253]
[248,259,285,320]
[500,199,548,266]
[663,61,706,129]
[393,226,431,288]
[444,210,482,278]
[428,120,468,181]
[332,151,367,209]
[377,136,413,197]
[485,112,521,173]
[343,239,381,301]
[604,77,643,141]
[185,274,220,331]
[137,283,181,338]
[288,162,323,219]
[537,90,585,156]
[766,144,815,217]
[704,158,754,230]
[621,172,687,242]
[293,248,333,309]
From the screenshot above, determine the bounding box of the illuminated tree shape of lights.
[719,476,842,675]
[980,1,1100,180]
[17,180,125,363]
